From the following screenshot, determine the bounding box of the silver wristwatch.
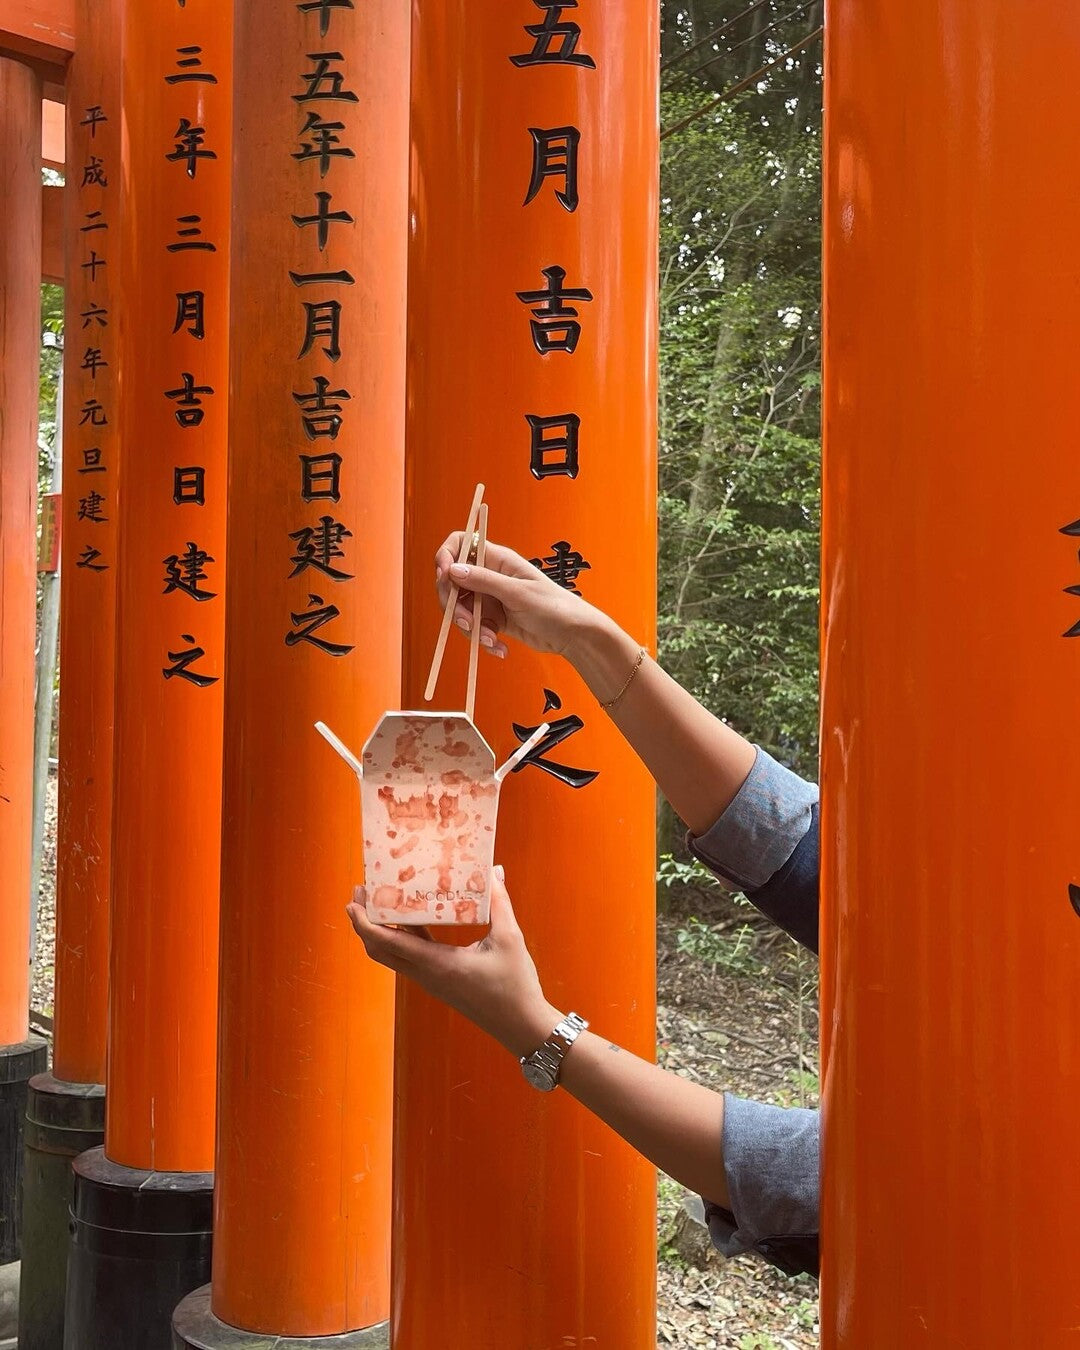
[520,1012,589,1091]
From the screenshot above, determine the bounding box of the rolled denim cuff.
[688,747,818,892]
[703,1093,820,1277]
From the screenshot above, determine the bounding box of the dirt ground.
[654,887,820,1349]
[32,776,819,1349]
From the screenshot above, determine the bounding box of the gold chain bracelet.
[599,646,647,713]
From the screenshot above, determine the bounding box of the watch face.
[523,1060,557,1092]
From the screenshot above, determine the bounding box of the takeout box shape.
[360,710,498,926]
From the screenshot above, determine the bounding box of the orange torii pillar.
[19,6,120,1347]
[821,3,1080,1345]
[396,3,658,1346]
[171,4,406,1347]
[64,2,231,1346]
[0,52,49,1281]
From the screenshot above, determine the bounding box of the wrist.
[563,611,645,706]
[501,999,564,1060]
[562,606,626,672]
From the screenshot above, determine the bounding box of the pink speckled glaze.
[360,712,498,925]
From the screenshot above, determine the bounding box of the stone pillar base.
[18,1073,105,1350]
[0,1037,49,1265]
[172,1285,390,1349]
[64,1147,213,1350]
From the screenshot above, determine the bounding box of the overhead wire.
[671,1,813,87]
[660,25,824,142]
[660,0,772,74]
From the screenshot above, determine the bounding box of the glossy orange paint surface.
[0,0,74,74]
[106,0,230,1171]
[396,4,658,1345]
[42,98,64,169]
[53,0,120,1088]
[41,183,62,283]
[210,2,406,1335]
[821,4,1080,1343]
[0,56,41,1048]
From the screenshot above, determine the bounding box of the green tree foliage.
[658,2,822,859]
[39,171,65,493]
[40,284,64,492]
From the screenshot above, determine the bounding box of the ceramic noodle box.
[361,712,498,924]
[315,709,548,927]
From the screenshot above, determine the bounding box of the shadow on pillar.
[172,1286,389,1349]
[18,1074,106,1350]
[0,1037,50,1347]
[64,1148,213,1350]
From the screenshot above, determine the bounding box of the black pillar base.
[172,1285,390,1349]
[18,1074,105,1350]
[64,1147,213,1350]
[0,1037,49,1265]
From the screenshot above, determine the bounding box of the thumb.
[488,865,523,941]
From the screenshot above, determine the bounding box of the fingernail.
[450,563,469,579]
[494,864,505,882]
[457,617,471,634]
[353,885,366,902]
[494,647,507,660]
[480,632,494,649]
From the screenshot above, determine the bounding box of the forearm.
[522,1002,731,1209]
[565,608,756,836]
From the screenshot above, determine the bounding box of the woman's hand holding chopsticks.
[435,533,591,660]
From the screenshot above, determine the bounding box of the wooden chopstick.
[465,503,488,722]
[494,720,550,783]
[424,482,485,702]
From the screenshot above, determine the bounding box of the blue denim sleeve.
[704,1095,820,1278]
[686,747,820,955]
[686,748,821,1276]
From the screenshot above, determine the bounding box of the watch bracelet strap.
[522,1011,589,1078]
[552,1011,588,1048]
